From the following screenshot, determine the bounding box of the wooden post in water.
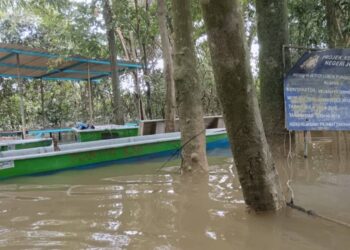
[87,63,94,124]
[16,53,26,139]
[303,130,308,158]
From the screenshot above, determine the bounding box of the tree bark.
[40,79,45,128]
[325,0,337,48]
[324,0,350,48]
[201,0,285,211]
[324,0,349,170]
[142,43,153,119]
[134,0,152,120]
[132,71,145,120]
[256,0,289,149]
[102,0,124,124]
[157,0,176,132]
[172,0,208,172]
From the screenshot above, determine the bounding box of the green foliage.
[4,0,337,130]
[288,0,327,48]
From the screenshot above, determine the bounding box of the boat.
[72,124,139,142]
[139,116,225,135]
[0,138,52,152]
[0,128,228,180]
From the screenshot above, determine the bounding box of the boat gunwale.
[0,129,226,162]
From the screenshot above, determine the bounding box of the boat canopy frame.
[0,44,143,135]
[0,43,142,81]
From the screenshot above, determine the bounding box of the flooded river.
[0,144,349,249]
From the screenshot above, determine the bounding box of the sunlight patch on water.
[90,232,130,248]
[205,230,217,240]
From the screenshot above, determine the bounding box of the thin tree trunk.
[325,0,337,48]
[40,79,45,128]
[132,71,145,120]
[143,1,152,119]
[115,27,130,60]
[102,0,124,124]
[157,0,176,132]
[172,0,208,172]
[256,0,289,150]
[324,0,349,172]
[201,0,285,211]
[115,27,145,121]
[324,0,350,48]
[134,0,152,119]
[142,43,152,119]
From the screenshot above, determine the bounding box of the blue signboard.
[284,49,350,131]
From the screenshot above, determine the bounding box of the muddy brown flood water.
[0,142,349,249]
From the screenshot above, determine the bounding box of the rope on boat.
[157,128,207,172]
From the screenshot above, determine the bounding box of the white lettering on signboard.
[0,161,14,170]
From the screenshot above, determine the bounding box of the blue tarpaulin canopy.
[0,43,142,82]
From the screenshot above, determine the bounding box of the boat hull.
[0,132,228,180]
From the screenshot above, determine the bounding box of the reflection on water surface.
[0,145,349,249]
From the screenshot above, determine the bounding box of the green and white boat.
[0,129,228,180]
[73,124,139,142]
[0,138,52,152]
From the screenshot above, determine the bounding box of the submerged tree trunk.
[102,0,124,124]
[171,0,208,172]
[201,0,285,211]
[256,0,289,149]
[157,0,176,132]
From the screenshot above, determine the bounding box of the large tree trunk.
[102,0,124,124]
[171,0,208,172]
[201,0,285,211]
[256,0,289,150]
[157,0,176,132]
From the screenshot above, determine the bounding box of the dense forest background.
[0,0,348,130]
